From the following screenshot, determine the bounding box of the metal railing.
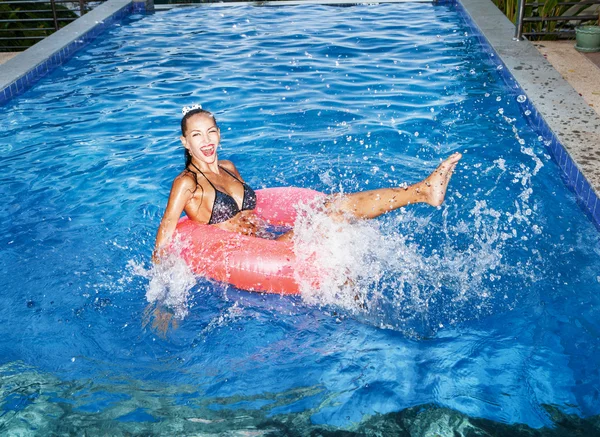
[0,0,107,51]
[514,0,600,40]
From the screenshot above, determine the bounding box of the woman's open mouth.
[201,145,215,157]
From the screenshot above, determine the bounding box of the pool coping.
[1,0,599,228]
[457,0,600,228]
[0,0,149,104]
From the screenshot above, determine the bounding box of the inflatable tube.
[174,187,326,295]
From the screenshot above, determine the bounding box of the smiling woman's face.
[181,113,221,165]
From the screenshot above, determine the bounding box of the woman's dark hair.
[181,108,218,168]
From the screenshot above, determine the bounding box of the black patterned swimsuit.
[188,163,257,224]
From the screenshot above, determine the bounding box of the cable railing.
[514,0,600,40]
[0,0,107,51]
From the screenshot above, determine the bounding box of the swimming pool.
[1,2,600,434]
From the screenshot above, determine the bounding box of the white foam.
[130,251,196,319]
[290,191,531,333]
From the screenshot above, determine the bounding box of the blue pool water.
[1,2,600,434]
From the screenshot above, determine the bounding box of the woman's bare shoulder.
[219,160,244,179]
[171,170,198,195]
[219,159,237,171]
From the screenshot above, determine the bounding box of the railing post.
[50,0,59,31]
[79,0,85,15]
[514,0,526,40]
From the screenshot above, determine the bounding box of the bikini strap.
[219,165,245,184]
[189,162,217,190]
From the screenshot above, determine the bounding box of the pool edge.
[0,0,150,105]
[455,0,600,228]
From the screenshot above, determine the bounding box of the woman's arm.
[153,175,196,262]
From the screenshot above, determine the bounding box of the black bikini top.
[188,163,257,224]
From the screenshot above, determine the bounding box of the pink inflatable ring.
[173,187,326,295]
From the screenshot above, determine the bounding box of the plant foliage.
[490,0,600,40]
[0,0,78,51]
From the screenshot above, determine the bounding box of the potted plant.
[575,16,600,52]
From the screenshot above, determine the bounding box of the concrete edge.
[153,0,443,10]
[457,0,600,226]
[0,0,150,104]
[155,0,433,8]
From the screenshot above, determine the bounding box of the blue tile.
[581,178,591,204]
[591,196,600,225]
[565,159,575,188]
[576,173,586,197]
[544,138,562,158]
[570,164,580,188]
[554,144,563,166]
[537,117,545,133]
[551,140,561,160]
[538,120,546,135]
[572,168,581,192]
[586,186,596,209]
[569,163,579,187]
[543,125,552,139]
[559,148,568,170]
[565,157,573,182]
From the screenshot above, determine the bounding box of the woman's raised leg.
[327,152,462,219]
[276,153,461,241]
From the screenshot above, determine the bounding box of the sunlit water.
[1,3,600,435]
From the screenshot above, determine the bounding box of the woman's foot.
[422,152,462,207]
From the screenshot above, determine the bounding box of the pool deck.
[0,53,18,65]
[533,41,600,114]
[1,0,600,226]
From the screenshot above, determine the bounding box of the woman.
[153,107,462,262]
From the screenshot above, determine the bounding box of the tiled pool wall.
[1,0,599,228]
[454,0,600,229]
[0,0,149,106]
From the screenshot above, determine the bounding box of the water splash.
[290,179,538,335]
[129,251,196,319]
